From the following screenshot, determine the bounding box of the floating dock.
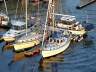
[76,0,96,9]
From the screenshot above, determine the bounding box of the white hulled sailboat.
[2,20,33,42]
[56,14,86,35]
[41,0,71,58]
[47,0,86,36]
[13,0,46,52]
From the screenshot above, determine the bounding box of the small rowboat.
[24,48,40,57]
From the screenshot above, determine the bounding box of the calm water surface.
[0,0,96,72]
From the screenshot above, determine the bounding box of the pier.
[76,0,96,9]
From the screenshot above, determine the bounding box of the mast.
[25,0,28,36]
[42,0,52,47]
[52,0,55,31]
[4,0,8,15]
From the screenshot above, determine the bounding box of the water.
[0,0,96,72]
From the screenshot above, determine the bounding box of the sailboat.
[0,0,9,27]
[2,0,34,42]
[56,14,86,35]
[13,0,47,52]
[47,0,86,36]
[41,0,71,58]
[3,20,33,42]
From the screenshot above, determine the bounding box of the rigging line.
[4,0,8,15]
[59,0,63,14]
[52,0,55,32]
[55,0,63,14]
[42,0,52,47]
[25,0,28,36]
[85,11,89,23]
[35,0,40,26]
[51,0,54,28]
[37,0,41,32]
[37,0,40,17]
[15,0,20,19]
[34,0,41,33]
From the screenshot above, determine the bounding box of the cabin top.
[11,20,25,26]
[61,15,76,22]
[50,31,65,39]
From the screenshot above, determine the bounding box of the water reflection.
[83,39,94,48]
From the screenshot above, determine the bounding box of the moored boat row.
[0,0,87,58]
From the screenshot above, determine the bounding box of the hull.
[14,40,40,51]
[57,23,86,35]
[69,29,86,35]
[3,37,15,42]
[3,28,31,42]
[42,39,71,58]
[57,23,73,29]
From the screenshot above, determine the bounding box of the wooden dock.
[76,0,96,9]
